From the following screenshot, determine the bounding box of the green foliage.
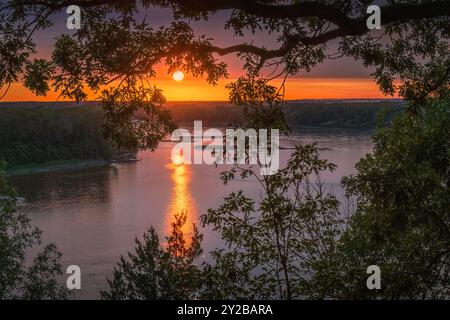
[101,83,176,151]
[0,164,68,299]
[100,97,450,300]
[11,7,227,149]
[0,105,114,167]
[1,0,448,301]
[227,76,290,134]
[102,212,203,300]
[201,144,342,299]
[315,97,450,299]
[341,26,449,107]
[24,59,54,96]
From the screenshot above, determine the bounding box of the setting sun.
[172,71,184,82]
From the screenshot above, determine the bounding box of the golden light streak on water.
[165,156,197,242]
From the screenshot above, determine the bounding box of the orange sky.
[0,7,399,103]
[2,76,392,102]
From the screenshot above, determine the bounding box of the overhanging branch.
[7,0,449,61]
[210,1,450,60]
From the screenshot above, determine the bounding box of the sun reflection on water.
[165,154,197,239]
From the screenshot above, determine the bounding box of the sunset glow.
[2,77,395,102]
[171,150,185,165]
[166,157,197,239]
[172,71,185,82]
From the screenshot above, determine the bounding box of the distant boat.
[110,153,140,165]
[119,157,140,163]
[122,153,139,162]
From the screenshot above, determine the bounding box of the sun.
[172,71,184,82]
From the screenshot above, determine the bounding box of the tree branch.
[9,0,450,30]
[209,1,450,60]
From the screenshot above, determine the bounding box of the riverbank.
[6,159,110,176]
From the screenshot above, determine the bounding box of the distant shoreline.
[1,100,398,174]
[0,98,403,106]
[6,159,110,176]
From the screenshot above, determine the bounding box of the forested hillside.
[0,100,403,167]
[166,100,404,128]
[0,105,114,167]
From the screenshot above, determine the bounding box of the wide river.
[9,128,373,299]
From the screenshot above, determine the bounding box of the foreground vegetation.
[103,96,450,300]
[0,95,447,300]
[0,0,448,301]
[0,164,68,299]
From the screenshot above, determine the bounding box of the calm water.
[9,128,373,299]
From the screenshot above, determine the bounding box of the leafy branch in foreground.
[101,212,203,300]
[201,144,343,300]
[100,82,176,151]
[0,164,69,299]
[324,97,450,299]
[101,144,343,300]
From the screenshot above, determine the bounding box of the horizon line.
[0,98,403,104]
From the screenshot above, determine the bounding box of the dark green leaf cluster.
[101,212,203,300]
[0,164,69,299]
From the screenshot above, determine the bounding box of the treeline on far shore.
[0,99,404,168]
[166,99,405,129]
[0,105,114,168]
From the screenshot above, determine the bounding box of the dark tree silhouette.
[0,164,69,299]
[0,1,448,147]
[2,0,448,301]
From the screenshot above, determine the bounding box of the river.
[9,127,374,299]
